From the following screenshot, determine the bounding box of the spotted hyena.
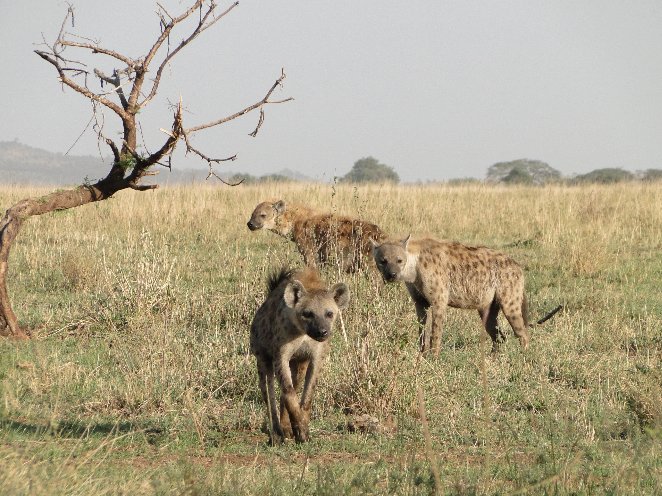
[247,200,386,272]
[371,235,560,356]
[250,267,350,444]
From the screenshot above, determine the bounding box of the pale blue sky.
[2,1,661,181]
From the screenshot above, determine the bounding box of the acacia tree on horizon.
[0,1,292,339]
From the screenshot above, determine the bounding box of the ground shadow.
[1,417,165,441]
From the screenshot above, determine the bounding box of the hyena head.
[371,235,411,283]
[283,279,350,342]
[247,200,286,231]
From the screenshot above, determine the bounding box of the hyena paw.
[268,432,285,446]
[281,424,294,439]
[293,425,310,443]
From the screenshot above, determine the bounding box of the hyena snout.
[247,220,260,231]
[377,266,399,282]
[305,319,332,342]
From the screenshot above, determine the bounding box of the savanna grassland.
[0,181,661,495]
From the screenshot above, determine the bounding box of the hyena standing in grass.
[250,267,350,444]
[371,235,561,356]
[247,200,386,272]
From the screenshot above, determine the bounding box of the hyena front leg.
[257,356,284,445]
[276,356,306,443]
[406,283,430,353]
[279,360,308,439]
[428,300,448,358]
[298,358,323,442]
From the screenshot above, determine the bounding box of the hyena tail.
[527,301,563,328]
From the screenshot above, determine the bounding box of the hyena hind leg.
[500,296,530,349]
[478,299,507,353]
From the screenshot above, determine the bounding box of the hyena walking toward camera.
[250,267,350,444]
[247,200,386,272]
[371,235,561,356]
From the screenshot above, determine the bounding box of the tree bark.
[0,178,130,338]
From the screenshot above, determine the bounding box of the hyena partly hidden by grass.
[371,235,561,356]
[250,267,350,444]
[247,200,386,272]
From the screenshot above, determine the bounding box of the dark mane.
[267,267,294,293]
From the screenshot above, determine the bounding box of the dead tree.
[0,1,292,339]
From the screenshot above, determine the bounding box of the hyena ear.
[330,283,350,311]
[401,234,412,250]
[273,200,287,213]
[284,280,306,308]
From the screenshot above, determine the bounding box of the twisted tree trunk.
[1,1,291,339]
[0,179,130,338]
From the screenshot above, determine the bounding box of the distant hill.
[0,141,106,185]
[0,141,311,185]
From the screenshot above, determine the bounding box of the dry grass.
[1,181,661,494]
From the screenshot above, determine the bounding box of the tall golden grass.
[0,181,660,494]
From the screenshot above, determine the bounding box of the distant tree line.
[227,173,296,184]
[486,159,662,185]
[209,157,662,185]
[337,157,661,186]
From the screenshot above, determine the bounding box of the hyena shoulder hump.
[290,266,325,291]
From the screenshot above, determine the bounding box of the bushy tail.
[266,267,294,293]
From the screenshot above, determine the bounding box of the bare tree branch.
[186,68,293,133]
[35,49,130,120]
[129,183,159,191]
[64,112,96,156]
[132,0,209,109]
[182,130,237,164]
[55,4,74,48]
[249,108,265,137]
[139,1,240,109]
[36,1,291,182]
[206,168,244,186]
[61,40,139,69]
[104,138,121,163]
[93,68,131,109]
[137,103,184,171]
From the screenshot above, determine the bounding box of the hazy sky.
[2,1,662,181]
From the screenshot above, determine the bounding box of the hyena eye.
[325,310,334,319]
[396,258,403,264]
[260,213,267,218]
[302,310,314,319]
